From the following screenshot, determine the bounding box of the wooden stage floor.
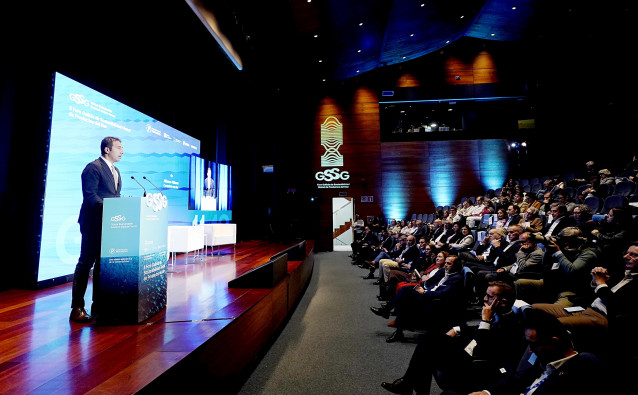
[0,240,314,394]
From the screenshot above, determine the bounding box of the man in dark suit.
[70,137,123,323]
[532,242,638,358]
[503,204,522,228]
[351,225,377,264]
[371,255,466,342]
[540,203,575,238]
[464,308,605,395]
[460,227,512,273]
[380,282,527,395]
[377,235,420,284]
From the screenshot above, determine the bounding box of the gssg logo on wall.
[316,116,350,189]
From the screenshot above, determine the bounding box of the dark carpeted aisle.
[237,251,443,395]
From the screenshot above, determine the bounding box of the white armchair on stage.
[204,223,237,255]
[167,224,206,264]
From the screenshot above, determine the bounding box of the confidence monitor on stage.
[38,72,231,285]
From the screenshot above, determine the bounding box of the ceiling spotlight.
[402,56,406,59]
[421,3,425,7]
[359,22,363,26]
[357,49,362,53]
[521,142,527,147]
[460,15,464,19]
[314,34,318,38]
[512,6,517,10]
[410,33,415,37]
[491,33,495,37]
[318,59,322,62]
[356,70,360,73]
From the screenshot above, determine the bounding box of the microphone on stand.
[143,176,163,195]
[131,176,147,197]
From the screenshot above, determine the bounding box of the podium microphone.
[131,176,147,197]
[143,176,163,195]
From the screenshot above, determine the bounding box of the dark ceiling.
[207,0,542,82]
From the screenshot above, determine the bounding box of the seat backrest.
[614,180,636,197]
[602,195,628,213]
[583,196,602,214]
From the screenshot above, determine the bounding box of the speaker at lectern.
[98,194,168,324]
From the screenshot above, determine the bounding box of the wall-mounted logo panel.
[320,116,343,167]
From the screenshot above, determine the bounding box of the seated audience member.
[503,204,522,229]
[434,222,464,252]
[515,227,598,307]
[370,255,466,342]
[581,168,616,199]
[492,208,508,229]
[380,282,526,395]
[532,242,638,359]
[361,229,395,274]
[412,219,429,240]
[465,308,605,395]
[512,192,528,214]
[351,214,365,239]
[518,206,544,233]
[368,235,406,280]
[447,224,475,254]
[380,238,432,299]
[541,203,576,238]
[350,225,377,264]
[571,204,595,235]
[429,220,455,253]
[458,199,474,217]
[462,227,519,274]
[537,191,553,216]
[446,206,462,224]
[478,232,544,287]
[524,192,541,211]
[428,219,445,243]
[387,219,401,234]
[377,235,420,284]
[470,225,522,295]
[556,189,576,213]
[394,250,449,296]
[590,207,634,280]
[466,197,493,228]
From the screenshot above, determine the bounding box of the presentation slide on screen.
[38,72,231,282]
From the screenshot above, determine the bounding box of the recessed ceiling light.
[512,6,517,10]
[491,33,495,36]
[314,34,318,38]
[446,40,450,44]
[356,70,360,73]
[402,56,406,59]
[460,15,465,19]
[359,22,363,26]
[357,49,362,53]
[421,3,425,7]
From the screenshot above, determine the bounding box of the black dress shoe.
[69,307,93,323]
[386,329,405,343]
[370,306,390,319]
[363,272,375,279]
[381,378,412,394]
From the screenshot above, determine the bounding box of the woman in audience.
[448,224,474,254]
[518,206,544,233]
[493,208,508,229]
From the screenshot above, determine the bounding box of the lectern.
[99,195,168,324]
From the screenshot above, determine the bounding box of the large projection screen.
[38,72,231,283]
